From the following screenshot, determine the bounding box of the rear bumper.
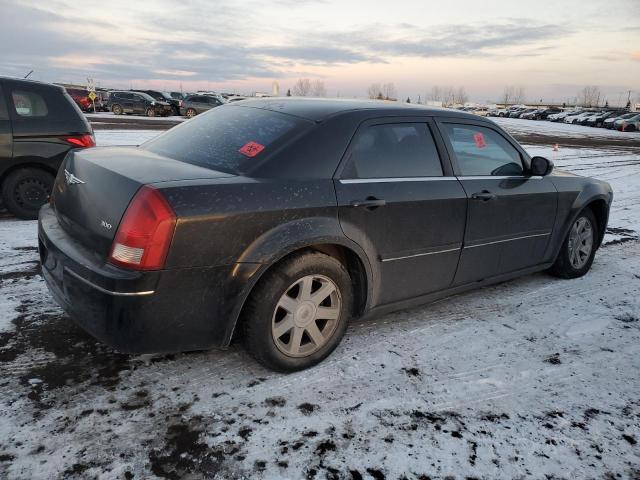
[38,205,250,354]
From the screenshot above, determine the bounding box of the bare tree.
[311,80,327,97]
[501,86,526,105]
[382,82,397,101]
[292,78,312,97]
[367,83,382,99]
[577,86,601,107]
[454,87,468,105]
[428,86,442,102]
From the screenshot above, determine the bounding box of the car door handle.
[471,190,497,201]
[350,197,386,210]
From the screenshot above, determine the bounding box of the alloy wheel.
[568,216,593,269]
[271,274,341,357]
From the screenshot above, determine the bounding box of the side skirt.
[362,262,554,320]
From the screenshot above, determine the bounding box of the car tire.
[185,108,197,118]
[112,104,123,115]
[241,251,352,372]
[549,209,598,279]
[146,107,156,117]
[1,168,55,220]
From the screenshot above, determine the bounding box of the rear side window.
[342,123,443,179]
[441,124,524,176]
[0,85,8,120]
[11,90,48,117]
[143,105,311,174]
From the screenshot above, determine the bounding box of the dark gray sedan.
[179,94,224,118]
[39,99,613,371]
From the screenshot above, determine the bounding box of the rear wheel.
[1,168,54,220]
[549,209,597,279]
[146,107,156,117]
[241,252,352,372]
[185,108,197,118]
[111,104,123,115]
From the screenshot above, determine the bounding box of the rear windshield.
[143,105,311,174]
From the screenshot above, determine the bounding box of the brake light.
[109,186,176,270]
[64,134,96,148]
[178,100,183,107]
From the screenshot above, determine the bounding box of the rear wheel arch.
[229,241,371,345]
[0,162,57,188]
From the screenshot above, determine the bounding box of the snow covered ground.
[1,122,639,479]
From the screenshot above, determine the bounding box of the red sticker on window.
[473,132,486,149]
[239,141,265,157]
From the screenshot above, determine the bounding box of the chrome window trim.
[458,175,543,180]
[339,175,543,184]
[339,177,458,184]
[464,232,550,249]
[381,247,461,262]
[64,267,155,297]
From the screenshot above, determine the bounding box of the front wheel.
[1,168,54,220]
[241,252,352,372]
[111,104,123,115]
[146,107,156,117]
[549,209,598,279]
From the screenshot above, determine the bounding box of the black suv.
[133,90,180,116]
[108,91,172,117]
[0,77,94,219]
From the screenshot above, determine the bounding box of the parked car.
[584,111,620,128]
[615,113,640,131]
[169,92,184,101]
[564,111,593,124]
[108,91,172,117]
[604,112,636,129]
[520,109,542,120]
[38,99,612,371]
[533,108,562,120]
[227,96,247,103]
[179,94,224,117]
[64,87,92,112]
[0,77,94,219]
[508,108,527,118]
[133,90,180,116]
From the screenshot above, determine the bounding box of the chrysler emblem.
[64,169,85,185]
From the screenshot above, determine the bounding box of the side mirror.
[530,156,554,176]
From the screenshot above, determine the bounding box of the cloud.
[0,2,581,88]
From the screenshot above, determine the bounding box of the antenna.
[24,70,33,79]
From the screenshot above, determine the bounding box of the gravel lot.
[1,118,639,479]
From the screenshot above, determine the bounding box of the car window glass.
[11,90,48,117]
[441,123,523,176]
[143,105,310,174]
[0,86,8,120]
[342,123,443,179]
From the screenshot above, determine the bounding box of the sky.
[0,0,638,104]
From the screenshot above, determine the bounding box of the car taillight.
[64,134,96,148]
[109,186,176,270]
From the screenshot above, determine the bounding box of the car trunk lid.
[52,146,232,258]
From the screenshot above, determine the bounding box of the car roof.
[0,76,64,91]
[232,97,478,122]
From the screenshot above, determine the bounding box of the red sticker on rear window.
[239,141,265,157]
[473,132,486,149]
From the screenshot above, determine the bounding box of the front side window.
[441,123,524,176]
[343,123,443,179]
[11,90,48,117]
